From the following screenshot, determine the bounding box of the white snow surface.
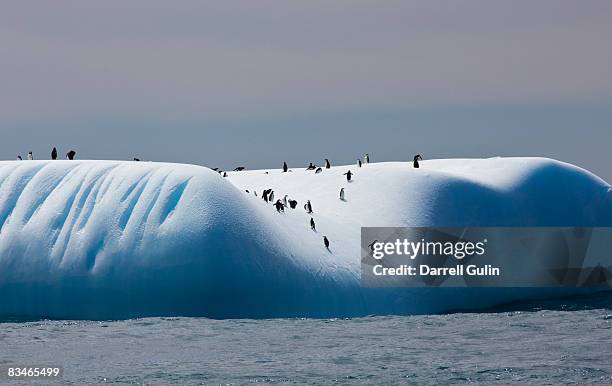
[0,158,610,319]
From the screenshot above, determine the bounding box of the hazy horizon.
[1,2,611,181]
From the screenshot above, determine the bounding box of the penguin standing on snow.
[223,172,228,177]
[310,217,316,231]
[274,200,285,212]
[324,159,331,169]
[323,236,330,250]
[413,154,423,168]
[357,159,362,168]
[282,195,288,207]
[304,200,313,214]
[344,170,353,182]
[289,199,298,209]
[17,155,22,160]
[264,189,274,203]
[27,151,33,160]
[283,162,288,172]
[364,153,370,164]
[339,188,345,201]
[51,147,57,160]
[66,150,76,160]
[306,162,316,170]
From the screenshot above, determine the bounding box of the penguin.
[27,151,33,160]
[274,200,285,212]
[245,190,250,193]
[262,189,269,203]
[323,236,330,250]
[66,150,76,160]
[413,154,423,169]
[133,157,140,161]
[17,155,22,160]
[304,200,313,214]
[282,195,288,207]
[223,172,228,177]
[339,188,345,201]
[233,166,245,171]
[211,167,219,171]
[315,167,323,174]
[289,199,298,209]
[324,159,331,169]
[344,170,353,182]
[357,159,362,168]
[310,217,316,231]
[254,191,257,197]
[364,153,370,164]
[51,147,57,160]
[268,190,274,202]
[283,162,288,173]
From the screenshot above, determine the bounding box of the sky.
[1,1,611,181]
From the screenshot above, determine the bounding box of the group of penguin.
[16,148,148,163]
[17,148,77,161]
[240,153,424,251]
[15,148,424,252]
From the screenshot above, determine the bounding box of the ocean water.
[1,301,611,385]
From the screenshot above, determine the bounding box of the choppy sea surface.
[1,297,611,385]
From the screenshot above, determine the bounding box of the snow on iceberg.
[0,158,610,319]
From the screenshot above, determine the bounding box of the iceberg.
[0,158,610,319]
